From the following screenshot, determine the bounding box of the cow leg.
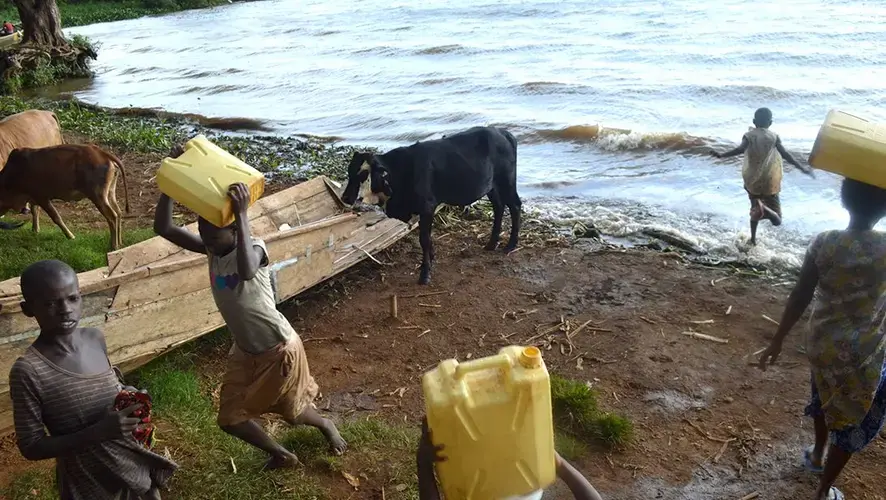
[418,212,434,285]
[92,193,120,251]
[484,189,504,251]
[107,172,124,249]
[40,201,75,240]
[31,204,40,233]
[503,192,522,253]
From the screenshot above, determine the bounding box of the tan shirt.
[208,239,294,354]
[742,127,783,196]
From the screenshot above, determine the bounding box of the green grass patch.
[550,374,634,447]
[0,223,155,281]
[1,469,56,500]
[0,0,234,30]
[0,95,186,153]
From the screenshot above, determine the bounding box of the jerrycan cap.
[519,346,543,369]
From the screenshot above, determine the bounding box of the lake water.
[65,0,886,269]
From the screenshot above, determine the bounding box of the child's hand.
[95,404,144,441]
[228,183,251,215]
[758,341,783,371]
[801,165,816,178]
[417,417,446,467]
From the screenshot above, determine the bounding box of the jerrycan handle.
[454,353,512,379]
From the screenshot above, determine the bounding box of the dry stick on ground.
[400,290,449,299]
[682,331,729,344]
[396,325,423,330]
[418,329,432,338]
[713,439,734,463]
[390,294,398,319]
[568,319,596,340]
[419,303,442,308]
[762,314,780,326]
[739,493,760,500]
[640,316,657,325]
[683,419,734,444]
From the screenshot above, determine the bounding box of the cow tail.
[108,151,131,213]
[51,112,64,144]
[502,129,518,166]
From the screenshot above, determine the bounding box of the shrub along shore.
[0,0,262,30]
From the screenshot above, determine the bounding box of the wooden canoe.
[0,176,414,435]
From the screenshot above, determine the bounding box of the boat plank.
[110,264,207,312]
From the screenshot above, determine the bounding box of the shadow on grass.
[0,223,155,281]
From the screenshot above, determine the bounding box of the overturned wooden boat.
[0,176,414,435]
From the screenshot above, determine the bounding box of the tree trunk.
[12,0,67,47]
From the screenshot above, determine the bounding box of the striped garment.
[9,347,177,499]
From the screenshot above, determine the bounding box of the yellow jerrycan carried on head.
[809,110,886,189]
[422,346,556,500]
[157,134,265,228]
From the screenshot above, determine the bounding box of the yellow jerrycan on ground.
[422,345,556,500]
[157,135,265,227]
[809,110,886,189]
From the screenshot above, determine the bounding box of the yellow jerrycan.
[157,135,265,228]
[422,346,556,500]
[809,110,886,189]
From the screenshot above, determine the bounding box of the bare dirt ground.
[1,139,885,499]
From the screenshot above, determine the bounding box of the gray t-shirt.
[208,238,294,354]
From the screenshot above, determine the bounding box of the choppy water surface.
[65,0,886,269]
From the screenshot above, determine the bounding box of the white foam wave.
[526,198,806,270]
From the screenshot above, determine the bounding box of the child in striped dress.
[9,260,177,499]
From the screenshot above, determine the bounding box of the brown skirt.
[217,336,319,426]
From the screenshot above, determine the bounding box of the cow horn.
[0,220,25,230]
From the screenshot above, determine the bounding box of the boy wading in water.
[154,181,346,469]
[711,107,814,245]
[759,178,886,500]
[9,260,177,499]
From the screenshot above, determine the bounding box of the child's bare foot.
[321,419,348,456]
[264,451,300,470]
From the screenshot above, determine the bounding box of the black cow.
[341,126,520,285]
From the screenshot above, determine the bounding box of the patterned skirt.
[805,361,886,453]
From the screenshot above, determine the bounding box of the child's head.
[753,108,773,128]
[841,178,886,225]
[197,216,237,255]
[20,260,81,335]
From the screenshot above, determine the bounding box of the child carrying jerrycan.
[419,346,604,500]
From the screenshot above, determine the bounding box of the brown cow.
[0,110,64,220]
[0,144,130,250]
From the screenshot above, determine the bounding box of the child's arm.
[10,363,144,460]
[711,136,749,159]
[759,244,819,369]
[153,193,206,255]
[556,453,604,500]
[228,183,265,281]
[417,418,445,500]
[775,136,815,177]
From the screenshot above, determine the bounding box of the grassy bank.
[0,0,249,29]
[0,96,367,179]
[0,224,155,280]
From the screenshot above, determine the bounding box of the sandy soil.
[0,137,884,499]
